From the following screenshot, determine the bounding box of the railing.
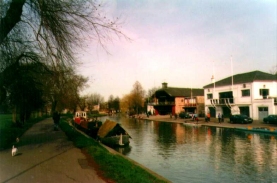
[149,102,175,106]
[210,98,234,105]
[183,103,197,107]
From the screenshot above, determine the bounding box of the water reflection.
[101,116,277,183]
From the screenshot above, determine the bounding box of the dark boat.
[97,119,131,147]
[73,111,102,138]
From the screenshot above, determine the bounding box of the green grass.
[0,114,49,150]
[60,118,169,183]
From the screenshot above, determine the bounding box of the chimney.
[162,82,168,89]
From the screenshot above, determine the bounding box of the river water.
[101,116,277,183]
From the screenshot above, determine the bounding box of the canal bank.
[142,114,276,130]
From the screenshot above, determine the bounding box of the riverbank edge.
[141,114,277,131]
[65,118,172,183]
[100,143,172,183]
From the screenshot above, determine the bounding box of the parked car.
[229,114,253,124]
[179,112,191,119]
[263,115,277,124]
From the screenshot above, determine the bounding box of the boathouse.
[150,82,204,116]
[203,70,277,120]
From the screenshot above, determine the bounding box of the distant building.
[203,70,277,120]
[149,82,204,115]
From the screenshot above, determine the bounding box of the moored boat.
[183,122,202,127]
[73,111,102,138]
[235,126,277,134]
[97,119,131,147]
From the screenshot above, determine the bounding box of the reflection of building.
[150,82,204,115]
[203,70,277,120]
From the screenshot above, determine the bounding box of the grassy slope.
[0,114,48,150]
[60,118,169,183]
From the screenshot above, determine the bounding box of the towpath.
[0,118,106,183]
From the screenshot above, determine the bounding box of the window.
[207,94,213,99]
[241,89,250,97]
[259,89,269,99]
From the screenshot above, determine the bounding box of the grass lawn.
[60,118,170,183]
[0,114,48,150]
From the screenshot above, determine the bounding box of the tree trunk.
[0,0,26,44]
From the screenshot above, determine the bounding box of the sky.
[77,0,276,100]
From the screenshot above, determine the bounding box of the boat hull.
[183,123,202,127]
[101,135,130,147]
[235,127,277,134]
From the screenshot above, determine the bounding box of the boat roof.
[97,120,119,138]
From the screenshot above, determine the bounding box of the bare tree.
[1,0,128,68]
[86,93,104,112]
[269,65,277,75]
[130,81,145,114]
[0,0,128,119]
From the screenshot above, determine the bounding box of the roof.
[155,87,204,97]
[203,70,277,88]
[97,120,117,138]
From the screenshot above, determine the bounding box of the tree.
[0,0,128,67]
[113,97,120,113]
[0,61,48,122]
[146,86,160,101]
[0,0,127,119]
[269,65,277,75]
[120,94,132,114]
[41,66,88,113]
[86,93,104,113]
[130,81,145,114]
[108,95,114,113]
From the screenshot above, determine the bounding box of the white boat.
[183,122,202,127]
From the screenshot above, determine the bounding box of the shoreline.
[139,114,277,130]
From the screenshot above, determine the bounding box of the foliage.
[59,118,169,183]
[119,81,146,115]
[0,62,48,121]
[0,0,128,120]
[108,95,120,113]
[86,93,104,112]
[130,81,145,114]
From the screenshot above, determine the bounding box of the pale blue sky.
[77,0,276,100]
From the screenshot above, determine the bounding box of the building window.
[259,89,269,99]
[207,94,213,99]
[241,89,250,97]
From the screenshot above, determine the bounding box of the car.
[263,115,277,124]
[179,112,192,119]
[229,114,253,124]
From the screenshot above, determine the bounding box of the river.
[101,116,277,183]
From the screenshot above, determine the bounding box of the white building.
[203,70,277,120]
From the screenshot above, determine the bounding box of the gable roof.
[155,87,204,97]
[203,70,277,88]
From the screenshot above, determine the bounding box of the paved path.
[0,118,106,183]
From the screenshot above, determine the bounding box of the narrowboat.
[73,111,102,138]
[97,119,131,147]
